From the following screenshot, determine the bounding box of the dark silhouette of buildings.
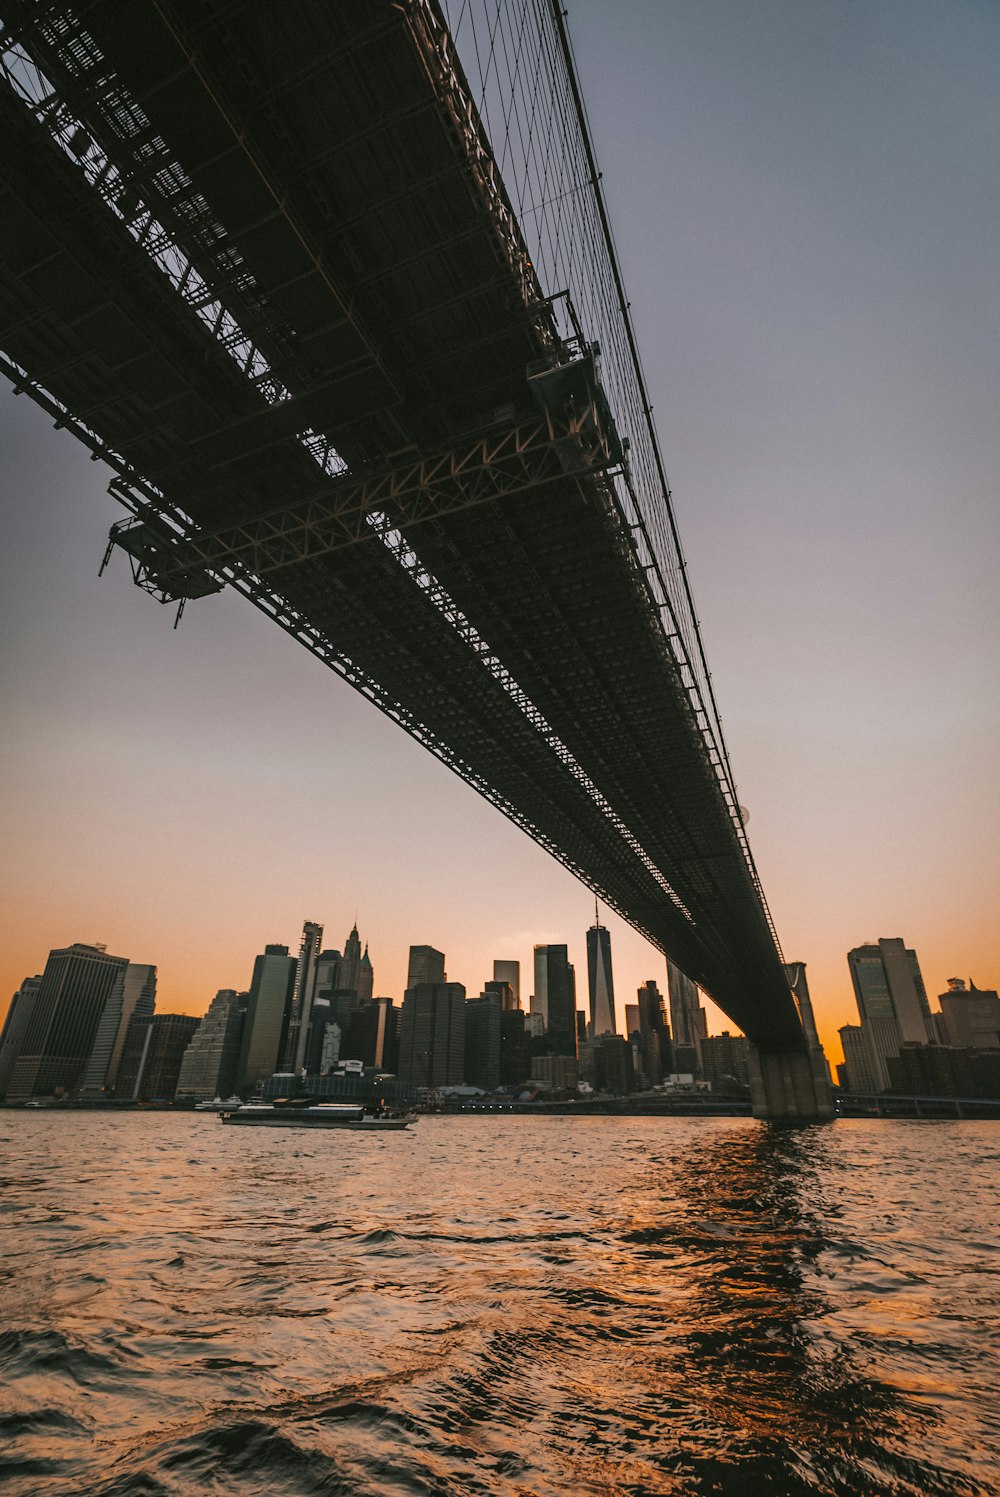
[590,1033,634,1095]
[535,945,577,1058]
[631,978,671,1085]
[465,993,501,1090]
[407,946,446,989]
[176,989,247,1100]
[500,1008,531,1087]
[0,975,41,1100]
[236,945,296,1094]
[79,962,157,1095]
[6,943,130,1100]
[887,1044,1000,1100]
[667,959,706,1076]
[936,979,1000,1050]
[398,979,465,1090]
[341,996,400,1072]
[700,1031,751,1089]
[116,1013,200,1101]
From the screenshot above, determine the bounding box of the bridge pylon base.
[748,1044,835,1121]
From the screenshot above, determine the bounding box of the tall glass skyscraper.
[586,919,616,1036]
[847,939,934,1045]
[535,945,577,1057]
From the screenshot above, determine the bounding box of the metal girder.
[106,395,617,594]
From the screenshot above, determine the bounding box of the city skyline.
[4,909,996,1076]
[1,0,997,1066]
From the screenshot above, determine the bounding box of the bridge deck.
[0,0,806,1047]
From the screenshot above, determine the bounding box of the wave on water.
[0,1114,997,1495]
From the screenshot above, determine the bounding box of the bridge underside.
[1,0,821,1071]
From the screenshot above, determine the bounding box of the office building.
[667,959,706,1076]
[397,980,466,1090]
[493,960,520,1006]
[341,996,399,1072]
[535,945,577,1057]
[624,1003,641,1038]
[116,1013,200,1101]
[846,938,936,1090]
[936,979,1000,1050]
[529,1054,578,1092]
[886,1044,1000,1100]
[484,979,517,1011]
[700,1032,751,1089]
[283,920,324,1071]
[838,1023,879,1092]
[6,944,130,1100]
[629,981,671,1086]
[0,976,41,1099]
[176,990,247,1099]
[590,1033,634,1095]
[531,945,548,1029]
[848,939,935,1044]
[338,923,374,1005]
[79,962,157,1095]
[586,916,616,1036]
[465,993,502,1090]
[407,946,446,989]
[236,945,297,1094]
[499,1008,531,1086]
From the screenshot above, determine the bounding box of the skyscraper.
[465,993,502,1090]
[493,960,520,1006]
[484,979,517,1010]
[0,976,41,1100]
[116,1013,200,1102]
[397,980,466,1090]
[586,915,616,1036]
[236,945,297,1094]
[531,945,548,1029]
[936,979,1000,1050]
[338,923,374,1005]
[175,989,247,1100]
[845,938,936,1091]
[634,979,671,1085]
[407,946,446,989]
[6,944,130,1100]
[535,946,577,1057]
[79,962,157,1095]
[667,959,706,1076]
[284,920,324,1071]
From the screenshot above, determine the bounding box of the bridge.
[0,0,832,1117]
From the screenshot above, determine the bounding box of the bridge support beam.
[748,1045,835,1122]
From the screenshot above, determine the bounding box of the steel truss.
[105,396,617,600]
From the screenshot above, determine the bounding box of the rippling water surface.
[1,1116,998,1495]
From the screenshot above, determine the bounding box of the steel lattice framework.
[0,0,807,1047]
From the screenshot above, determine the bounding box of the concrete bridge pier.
[748,1044,835,1121]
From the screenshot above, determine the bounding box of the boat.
[195,1095,243,1112]
[219,1101,414,1129]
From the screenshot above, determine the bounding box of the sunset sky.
[2,0,997,1064]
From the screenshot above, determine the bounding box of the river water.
[1,1115,997,1496]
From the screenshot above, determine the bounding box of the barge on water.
[219,1101,414,1130]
